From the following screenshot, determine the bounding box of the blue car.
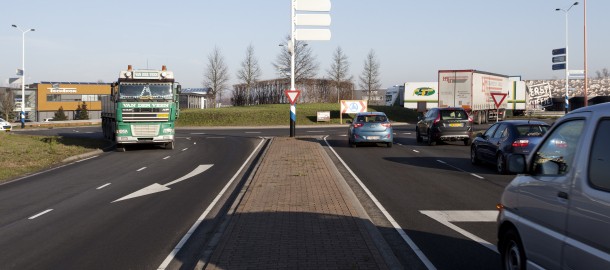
[347,112,393,148]
[470,120,550,174]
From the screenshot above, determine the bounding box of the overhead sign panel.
[295,29,331,41]
[552,63,566,70]
[552,48,566,55]
[295,14,331,26]
[295,0,331,11]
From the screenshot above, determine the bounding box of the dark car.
[347,112,393,148]
[470,120,550,174]
[416,107,473,146]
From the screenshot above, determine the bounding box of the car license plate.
[449,123,463,127]
[367,136,380,140]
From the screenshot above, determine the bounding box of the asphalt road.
[4,123,513,269]
[0,130,265,269]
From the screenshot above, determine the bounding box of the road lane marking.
[403,133,412,135]
[75,156,99,163]
[114,165,214,202]
[182,148,188,151]
[245,131,261,134]
[306,130,325,133]
[323,136,436,270]
[206,137,225,139]
[436,160,485,180]
[137,167,147,172]
[190,133,206,135]
[413,150,420,153]
[97,183,111,190]
[420,210,498,253]
[163,156,171,160]
[471,173,485,179]
[158,138,267,270]
[29,209,53,220]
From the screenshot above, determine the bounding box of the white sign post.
[288,0,331,137]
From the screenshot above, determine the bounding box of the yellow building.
[35,82,110,120]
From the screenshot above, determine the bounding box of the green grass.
[0,132,109,183]
[176,103,419,126]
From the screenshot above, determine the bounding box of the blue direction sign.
[552,48,566,55]
[552,63,566,70]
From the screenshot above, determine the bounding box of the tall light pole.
[12,24,35,128]
[556,2,578,114]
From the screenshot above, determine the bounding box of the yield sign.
[284,90,301,105]
[491,93,508,109]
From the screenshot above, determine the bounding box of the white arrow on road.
[113,164,213,203]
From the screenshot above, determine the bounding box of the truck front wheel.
[165,141,174,150]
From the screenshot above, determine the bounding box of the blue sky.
[2,0,608,89]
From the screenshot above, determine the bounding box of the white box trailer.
[403,82,439,112]
[439,70,523,124]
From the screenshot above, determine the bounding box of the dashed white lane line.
[206,137,225,139]
[413,150,420,153]
[137,167,147,172]
[436,160,485,180]
[163,156,171,160]
[97,183,111,190]
[182,148,188,151]
[471,173,485,179]
[29,209,53,220]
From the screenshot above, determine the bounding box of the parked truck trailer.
[438,70,526,124]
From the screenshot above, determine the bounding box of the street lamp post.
[11,24,35,128]
[556,2,578,114]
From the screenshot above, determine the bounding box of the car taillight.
[433,114,441,124]
[381,123,391,128]
[512,140,529,147]
[353,123,364,128]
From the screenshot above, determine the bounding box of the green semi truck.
[102,65,180,151]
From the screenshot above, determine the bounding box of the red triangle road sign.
[491,93,508,108]
[284,90,301,105]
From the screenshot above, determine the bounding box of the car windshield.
[356,115,387,123]
[516,125,549,137]
[440,110,468,120]
[119,83,173,100]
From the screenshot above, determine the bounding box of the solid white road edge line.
[28,209,53,220]
[420,210,498,253]
[323,136,437,270]
[157,138,266,270]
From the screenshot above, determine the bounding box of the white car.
[0,118,12,131]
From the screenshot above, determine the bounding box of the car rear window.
[516,125,549,137]
[440,110,468,120]
[356,115,387,123]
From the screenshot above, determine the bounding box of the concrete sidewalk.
[203,137,396,269]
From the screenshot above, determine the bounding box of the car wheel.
[471,146,480,165]
[500,229,526,270]
[416,128,423,143]
[427,130,436,146]
[497,153,506,174]
[463,138,471,146]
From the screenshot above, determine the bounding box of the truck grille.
[131,125,159,137]
[123,112,169,122]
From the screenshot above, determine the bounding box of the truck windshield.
[119,83,173,100]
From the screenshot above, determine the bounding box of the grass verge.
[176,103,419,126]
[0,132,109,183]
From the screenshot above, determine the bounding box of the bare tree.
[327,46,352,102]
[359,49,382,102]
[203,47,230,108]
[596,68,609,79]
[273,35,318,83]
[0,89,16,120]
[236,44,261,105]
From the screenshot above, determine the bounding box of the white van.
[497,102,610,269]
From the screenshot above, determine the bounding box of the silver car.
[497,102,610,270]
